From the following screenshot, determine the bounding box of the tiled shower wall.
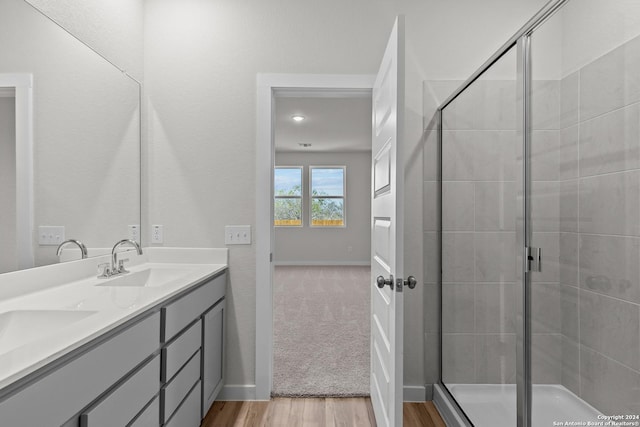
[424,32,640,415]
[553,34,640,415]
[438,74,521,386]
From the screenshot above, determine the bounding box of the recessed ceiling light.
[298,143,312,147]
[291,115,305,122]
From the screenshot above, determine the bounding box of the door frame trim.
[0,73,34,270]
[255,73,374,400]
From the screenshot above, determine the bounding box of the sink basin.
[0,310,97,356]
[95,267,192,288]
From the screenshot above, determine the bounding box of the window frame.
[309,165,347,228]
[274,166,303,227]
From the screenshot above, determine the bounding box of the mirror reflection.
[0,0,141,274]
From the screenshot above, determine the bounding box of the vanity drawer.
[0,312,160,427]
[129,396,160,427]
[164,381,201,427]
[80,355,160,427]
[162,273,225,342]
[162,320,201,382]
[161,350,201,423]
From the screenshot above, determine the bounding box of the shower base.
[445,384,602,427]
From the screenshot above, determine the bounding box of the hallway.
[272,266,370,396]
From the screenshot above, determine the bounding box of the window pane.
[311,198,344,226]
[311,168,344,197]
[274,198,302,226]
[275,168,302,196]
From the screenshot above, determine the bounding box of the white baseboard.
[403,385,427,402]
[274,261,371,266]
[217,384,259,401]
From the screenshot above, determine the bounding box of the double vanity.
[0,247,227,426]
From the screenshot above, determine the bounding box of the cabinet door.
[202,300,224,418]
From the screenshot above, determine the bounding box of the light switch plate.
[225,225,251,245]
[38,226,65,246]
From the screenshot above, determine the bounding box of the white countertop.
[0,247,228,392]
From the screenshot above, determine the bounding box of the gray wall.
[274,152,371,265]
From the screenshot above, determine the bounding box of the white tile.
[559,125,579,180]
[442,232,474,283]
[579,103,640,177]
[579,234,640,304]
[442,182,474,231]
[473,131,517,181]
[531,79,560,130]
[579,170,640,236]
[531,130,560,181]
[442,131,475,181]
[474,232,516,283]
[580,35,640,121]
[580,290,640,371]
[475,182,516,231]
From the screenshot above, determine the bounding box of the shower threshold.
[444,384,602,427]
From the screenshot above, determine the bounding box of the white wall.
[24,0,144,82]
[0,97,17,273]
[274,152,371,265]
[144,0,549,397]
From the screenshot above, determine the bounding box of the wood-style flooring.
[202,398,446,427]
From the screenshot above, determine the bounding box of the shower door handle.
[525,246,542,272]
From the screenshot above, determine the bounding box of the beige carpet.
[272,265,371,397]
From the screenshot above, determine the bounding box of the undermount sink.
[95,267,192,288]
[0,310,97,356]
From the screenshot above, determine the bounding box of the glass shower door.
[529,0,640,424]
[440,46,519,427]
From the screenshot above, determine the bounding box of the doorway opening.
[272,94,372,396]
[0,74,33,273]
[255,74,375,400]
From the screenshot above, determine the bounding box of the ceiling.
[274,95,372,152]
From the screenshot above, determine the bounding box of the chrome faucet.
[56,239,88,260]
[104,239,143,277]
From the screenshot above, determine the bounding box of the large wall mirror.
[0,0,141,274]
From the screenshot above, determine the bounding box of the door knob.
[404,276,417,289]
[376,274,394,289]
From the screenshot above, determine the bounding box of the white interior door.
[370,16,405,427]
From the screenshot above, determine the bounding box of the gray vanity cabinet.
[0,270,226,427]
[160,272,226,426]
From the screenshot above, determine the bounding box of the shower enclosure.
[434,0,640,425]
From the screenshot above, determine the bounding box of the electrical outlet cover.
[151,225,163,244]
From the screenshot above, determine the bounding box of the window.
[274,167,302,226]
[310,166,345,227]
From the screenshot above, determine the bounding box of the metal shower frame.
[436,0,570,426]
